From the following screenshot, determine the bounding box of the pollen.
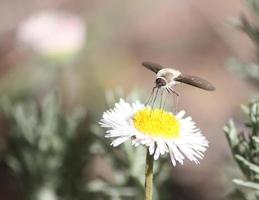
[133,108,180,139]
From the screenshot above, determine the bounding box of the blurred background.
[0,0,258,200]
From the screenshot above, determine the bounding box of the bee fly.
[142,61,215,108]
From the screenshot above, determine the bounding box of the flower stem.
[145,148,154,200]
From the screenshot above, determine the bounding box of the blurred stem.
[145,148,154,200]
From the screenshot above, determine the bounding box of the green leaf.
[224,120,239,147]
[233,179,259,190]
[252,136,259,147]
[241,104,250,115]
[235,155,259,174]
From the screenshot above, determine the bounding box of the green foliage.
[247,0,259,18]
[227,59,259,86]
[225,1,259,199]
[0,92,93,200]
[225,100,259,200]
[227,0,259,85]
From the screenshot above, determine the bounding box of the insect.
[142,61,215,108]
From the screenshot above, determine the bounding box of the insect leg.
[149,87,159,117]
[170,88,179,113]
[159,89,164,109]
[166,87,179,113]
[165,88,173,109]
[162,90,167,110]
[145,86,156,106]
[174,94,179,113]
[151,87,159,109]
[168,88,179,96]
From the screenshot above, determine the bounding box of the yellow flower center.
[133,108,180,139]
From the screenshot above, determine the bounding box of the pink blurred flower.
[17,10,86,61]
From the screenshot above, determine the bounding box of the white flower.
[17,10,86,60]
[100,99,208,166]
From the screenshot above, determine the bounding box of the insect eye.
[156,78,166,86]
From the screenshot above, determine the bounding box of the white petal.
[169,149,176,166]
[154,146,160,160]
[111,136,130,147]
[176,110,185,119]
[156,139,167,155]
[167,142,184,164]
[149,142,155,155]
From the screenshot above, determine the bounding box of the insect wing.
[175,74,215,91]
[142,61,163,73]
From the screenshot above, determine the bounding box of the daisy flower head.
[100,99,208,166]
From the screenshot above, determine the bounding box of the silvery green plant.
[224,100,259,199]
[227,0,259,82]
[0,92,93,200]
[225,1,259,199]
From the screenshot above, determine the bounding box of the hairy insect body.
[156,68,181,88]
[142,61,215,91]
